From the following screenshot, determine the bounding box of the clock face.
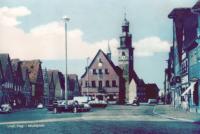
[98,63,102,67]
[122,56,125,60]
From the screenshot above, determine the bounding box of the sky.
[0,0,198,89]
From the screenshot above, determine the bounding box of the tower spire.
[107,40,111,61]
[124,13,126,20]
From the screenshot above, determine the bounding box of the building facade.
[167,1,200,113]
[0,54,14,104]
[47,70,55,104]
[0,61,4,105]
[21,60,44,106]
[21,67,31,106]
[43,68,50,106]
[81,48,126,104]
[11,59,24,106]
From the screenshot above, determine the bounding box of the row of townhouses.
[164,1,200,113]
[0,54,81,107]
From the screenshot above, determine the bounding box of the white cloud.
[0,7,171,61]
[0,6,31,26]
[133,37,172,56]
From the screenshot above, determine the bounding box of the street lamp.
[62,16,70,110]
[87,57,90,102]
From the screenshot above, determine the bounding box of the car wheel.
[73,107,77,113]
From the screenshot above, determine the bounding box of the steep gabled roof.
[47,70,59,86]
[11,59,21,77]
[0,61,4,82]
[21,67,28,81]
[168,8,191,18]
[59,72,65,89]
[145,83,159,91]
[47,70,53,84]
[68,74,78,91]
[132,70,140,85]
[168,8,192,66]
[0,54,10,78]
[81,49,125,81]
[192,0,200,10]
[21,60,41,83]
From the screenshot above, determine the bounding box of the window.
[15,86,16,91]
[190,49,197,66]
[92,81,96,87]
[99,69,103,74]
[99,81,102,89]
[138,93,140,95]
[106,80,109,87]
[144,93,145,95]
[112,80,116,87]
[93,69,97,74]
[85,81,89,87]
[122,51,125,56]
[105,69,109,74]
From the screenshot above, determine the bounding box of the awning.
[181,82,196,96]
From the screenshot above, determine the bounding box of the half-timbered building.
[21,60,43,106]
[0,54,14,104]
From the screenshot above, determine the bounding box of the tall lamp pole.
[87,57,90,102]
[62,16,70,110]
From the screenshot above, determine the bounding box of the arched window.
[122,51,125,56]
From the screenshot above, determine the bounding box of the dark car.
[0,104,12,114]
[47,100,91,113]
[88,101,107,108]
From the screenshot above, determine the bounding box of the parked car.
[47,100,91,113]
[73,96,92,104]
[88,101,107,108]
[0,104,12,114]
[132,97,139,106]
[37,103,44,109]
[148,99,158,104]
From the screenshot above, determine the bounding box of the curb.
[153,106,195,123]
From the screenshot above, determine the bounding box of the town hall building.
[81,14,158,104]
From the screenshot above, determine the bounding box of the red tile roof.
[21,60,41,83]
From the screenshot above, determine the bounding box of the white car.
[0,104,12,114]
[37,103,44,109]
[148,99,158,104]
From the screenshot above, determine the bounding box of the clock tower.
[118,14,134,100]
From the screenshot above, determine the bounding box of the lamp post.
[62,16,70,109]
[87,57,90,102]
